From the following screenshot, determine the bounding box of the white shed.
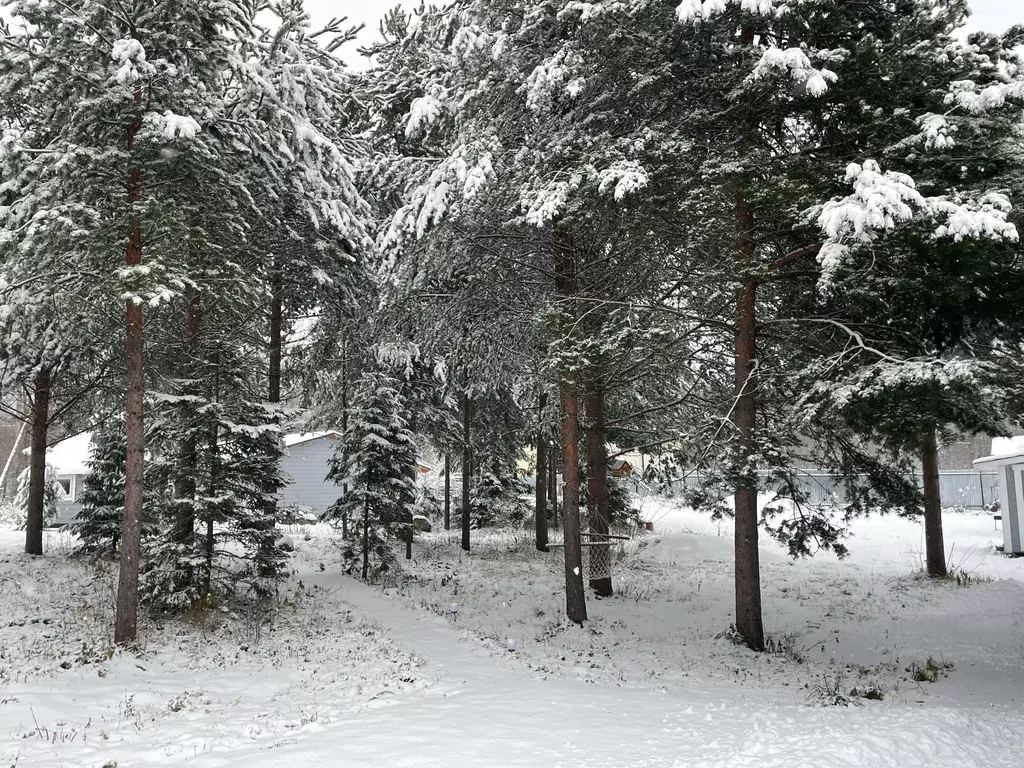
[973,446,1024,555]
[44,430,362,525]
[279,431,349,516]
[47,432,93,525]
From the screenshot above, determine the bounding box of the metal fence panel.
[667,470,999,510]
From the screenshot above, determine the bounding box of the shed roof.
[284,431,341,448]
[974,452,1024,469]
[48,432,94,476]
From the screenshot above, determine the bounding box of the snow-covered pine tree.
[0,0,284,643]
[325,371,417,581]
[0,246,118,555]
[367,0,698,619]
[801,19,1024,577]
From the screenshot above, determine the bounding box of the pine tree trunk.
[202,370,219,598]
[340,339,349,435]
[461,390,471,552]
[405,528,412,560]
[561,387,587,624]
[553,225,586,623]
[24,368,51,556]
[444,454,451,531]
[535,392,548,552]
[733,188,765,652]
[269,260,282,404]
[259,259,283,577]
[362,493,369,581]
[174,286,200,545]
[585,378,611,596]
[550,438,558,529]
[922,426,947,577]
[115,99,145,646]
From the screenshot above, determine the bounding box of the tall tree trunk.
[550,439,558,529]
[174,286,200,545]
[922,426,947,577]
[268,259,282,404]
[204,386,218,598]
[362,493,370,580]
[115,94,145,646]
[585,377,611,596]
[340,338,349,434]
[444,454,451,531]
[733,188,765,652]
[260,259,283,577]
[561,387,587,624]
[461,390,472,552]
[535,392,548,552]
[24,368,51,556]
[553,225,586,622]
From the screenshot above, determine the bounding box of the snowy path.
[4,523,1024,768]
[202,565,1024,768]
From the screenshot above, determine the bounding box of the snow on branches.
[111,37,154,84]
[406,95,444,139]
[524,46,586,113]
[816,160,1018,289]
[747,47,836,97]
[143,111,201,142]
[946,78,1024,114]
[597,161,649,201]
[675,0,780,24]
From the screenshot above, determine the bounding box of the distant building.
[279,431,347,516]
[48,432,92,525]
[608,458,633,478]
[43,430,426,525]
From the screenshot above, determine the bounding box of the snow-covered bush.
[11,464,61,529]
[470,471,529,528]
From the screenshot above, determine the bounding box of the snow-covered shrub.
[0,498,22,527]
[11,464,61,529]
[414,486,443,522]
[470,471,529,528]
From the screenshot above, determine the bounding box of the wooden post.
[585,378,611,596]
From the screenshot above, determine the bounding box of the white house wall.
[279,438,349,513]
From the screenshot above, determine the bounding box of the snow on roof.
[990,436,1024,456]
[974,436,1024,468]
[284,431,341,448]
[48,432,94,476]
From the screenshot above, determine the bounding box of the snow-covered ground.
[2,501,1024,767]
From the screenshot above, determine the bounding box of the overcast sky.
[303,0,1022,67]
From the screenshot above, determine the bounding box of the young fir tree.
[76,423,129,555]
[325,371,418,581]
